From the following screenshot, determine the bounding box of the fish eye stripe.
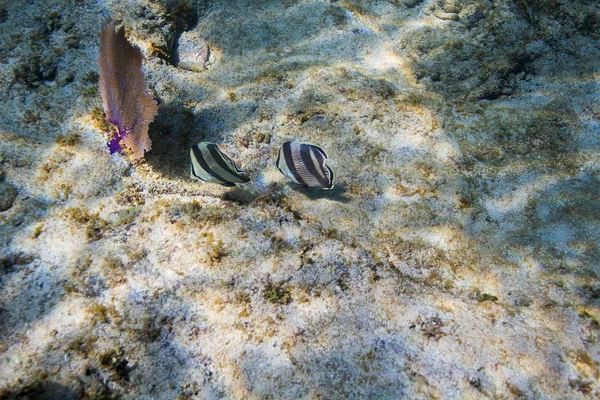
[192,145,230,185]
[282,142,308,187]
[300,144,331,188]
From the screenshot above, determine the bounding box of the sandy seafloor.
[0,0,599,398]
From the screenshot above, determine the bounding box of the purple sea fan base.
[98,21,158,158]
[108,131,123,154]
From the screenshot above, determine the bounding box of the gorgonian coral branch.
[99,21,157,159]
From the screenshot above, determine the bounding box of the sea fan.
[98,21,158,158]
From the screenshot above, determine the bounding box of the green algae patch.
[55,131,82,147]
[63,207,109,241]
[475,291,499,303]
[264,279,292,305]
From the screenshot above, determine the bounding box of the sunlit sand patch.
[260,167,287,187]
[361,46,416,83]
[482,173,562,219]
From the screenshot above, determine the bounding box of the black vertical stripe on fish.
[282,142,307,187]
[219,150,243,173]
[308,144,330,184]
[299,144,330,188]
[276,144,293,181]
[311,145,328,160]
[190,152,206,181]
[206,143,250,183]
[310,147,333,187]
[316,148,334,188]
[276,147,285,176]
[324,164,335,188]
[191,145,234,186]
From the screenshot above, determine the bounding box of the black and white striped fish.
[276,142,335,189]
[190,142,250,187]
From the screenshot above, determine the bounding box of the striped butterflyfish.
[190,142,250,187]
[276,142,335,190]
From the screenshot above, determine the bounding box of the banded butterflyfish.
[276,142,335,190]
[190,142,250,187]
